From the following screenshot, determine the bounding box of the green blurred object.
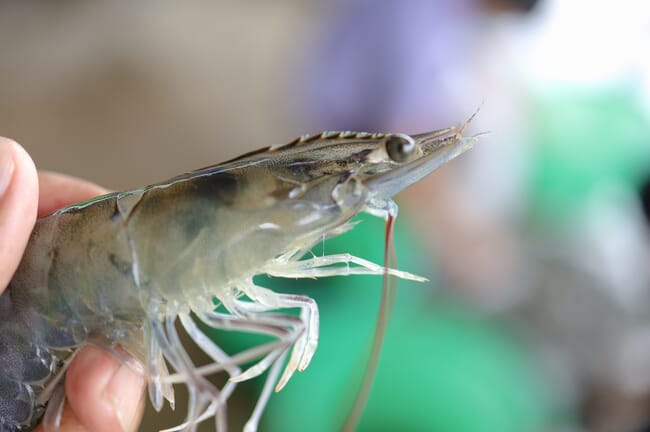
[214,214,564,431]
[528,88,650,224]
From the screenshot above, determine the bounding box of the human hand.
[0,138,144,432]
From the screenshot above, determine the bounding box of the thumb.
[65,347,145,432]
[33,347,146,432]
[0,137,38,292]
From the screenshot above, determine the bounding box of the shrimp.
[1,115,476,432]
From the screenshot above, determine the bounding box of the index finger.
[38,171,108,217]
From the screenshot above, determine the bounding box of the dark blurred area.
[2,1,650,431]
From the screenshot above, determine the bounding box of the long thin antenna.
[342,214,398,431]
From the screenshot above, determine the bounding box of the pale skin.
[0,137,144,432]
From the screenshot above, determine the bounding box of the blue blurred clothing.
[297,0,479,132]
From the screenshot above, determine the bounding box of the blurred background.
[2,0,650,431]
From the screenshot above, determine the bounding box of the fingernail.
[0,140,15,198]
[106,361,146,432]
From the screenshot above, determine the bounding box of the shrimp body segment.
[1,119,475,431]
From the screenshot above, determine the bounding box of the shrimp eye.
[385,134,416,163]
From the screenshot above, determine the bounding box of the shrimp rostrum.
[1,117,476,431]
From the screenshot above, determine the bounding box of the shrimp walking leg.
[145,323,175,412]
[265,253,427,281]
[178,314,241,432]
[149,317,220,431]
[170,309,298,432]
[243,349,288,432]
[160,307,301,430]
[235,284,318,390]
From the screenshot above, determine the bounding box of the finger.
[65,346,145,432]
[0,137,38,292]
[38,171,108,217]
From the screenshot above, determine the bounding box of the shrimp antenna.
[341,213,399,431]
